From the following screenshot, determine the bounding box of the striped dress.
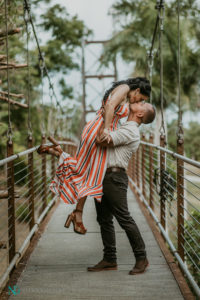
[50,100,129,204]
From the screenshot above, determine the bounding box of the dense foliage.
[167,120,200,160]
[185,210,200,286]
[103,0,200,110]
[0,0,91,159]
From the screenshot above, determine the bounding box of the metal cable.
[181,219,200,239]
[157,0,166,135]
[4,0,12,141]
[177,0,184,141]
[14,163,31,176]
[15,203,31,220]
[182,245,200,272]
[23,0,32,136]
[48,85,55,136]
[180,210,200,226]
[181,234,200,262]
[39,55,46,136]
[180,175,200,191]
[183,228,200,250]
[180,186,200,202]
[13,158,28,167]
[181,196,200,213]
[180,165,200,177]
[23,0,63,114]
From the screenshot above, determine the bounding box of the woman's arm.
[104,84,130,130]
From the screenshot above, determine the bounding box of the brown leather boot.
[87,260,117,272]
[129,258,149,275]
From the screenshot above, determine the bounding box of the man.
[87,101,156,275]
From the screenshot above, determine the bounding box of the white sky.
[60,0,114,40]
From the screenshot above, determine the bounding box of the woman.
[37,77,151,234]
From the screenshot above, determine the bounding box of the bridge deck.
[10,188,183,299]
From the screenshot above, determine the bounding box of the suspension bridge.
[0,0,200,299]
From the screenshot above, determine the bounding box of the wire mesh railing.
[0,140,77,292]
[128,137,200,297]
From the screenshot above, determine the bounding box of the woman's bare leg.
[74,196,87,223]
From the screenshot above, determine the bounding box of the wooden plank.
[0,28,21,38]
[0,55,6,61]
[0,91,24,99]
[0,64,27,70]
[0,95,28,108]
[0,190,20,199]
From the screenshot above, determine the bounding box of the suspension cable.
[39,54,45,136]
[23,0,32,137]
[48,84,55,136]
[4,0,13,142]
[177,0,183,142]
[149,12,160,57]
[146,8,160,84]
[147,50,154,105]
[23,0,63,114]
[156,0,166,136]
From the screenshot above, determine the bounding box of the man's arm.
[96,123,140,148]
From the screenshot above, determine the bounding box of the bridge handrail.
[0,141,78,167]
[129,177,200,297]
[0,140,78,293]
[129,140,200,298]
[141,141,200,168]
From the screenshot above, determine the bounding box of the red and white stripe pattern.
[50,102,129,204]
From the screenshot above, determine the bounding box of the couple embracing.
[37,77,156,275]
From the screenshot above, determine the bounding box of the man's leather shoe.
[129,258,149,275]
[87,260,117,272]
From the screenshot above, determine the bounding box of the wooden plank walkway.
[10,188,184,300]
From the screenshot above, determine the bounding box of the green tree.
[0,0,91,158]
[167,120,200,161]
[103,0,200,108]
[184,122,200,160]
[185,210,200,286]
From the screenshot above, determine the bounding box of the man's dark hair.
[143,105,156,124]
[102,77,151,104]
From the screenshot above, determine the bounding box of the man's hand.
[96,126,114,147]
[99,128,110,142]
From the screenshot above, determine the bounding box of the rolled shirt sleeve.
[109,122,140,146]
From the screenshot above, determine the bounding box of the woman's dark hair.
[102,77,151,103]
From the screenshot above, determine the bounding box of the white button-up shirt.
[107,121,140,170]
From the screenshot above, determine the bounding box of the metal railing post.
[69,144,72,156]
[142,134,146,199]
[160,134,166,229]
[41,135,47,210]
[7,140,15,263]
[132,153,136,183]
[51,155,55,179]
[28,135,35,230]
[73,145,76,157]
[63,138,66,153]
[177,136,184,261]
[149,133,154,210]
[136,148,140,188]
